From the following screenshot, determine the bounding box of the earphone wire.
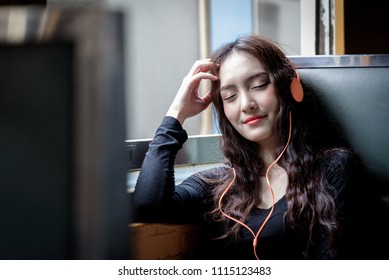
[218,111,293,260]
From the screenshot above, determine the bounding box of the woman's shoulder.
[316,148,364,195]
[318,148,361,174]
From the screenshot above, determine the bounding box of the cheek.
[222,103,238,124]
[261,89,279,111]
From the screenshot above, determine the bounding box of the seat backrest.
[290,55,389,258]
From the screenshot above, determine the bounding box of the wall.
[48,0,201,139]
[107,0,201,139]
[253,0,301,55]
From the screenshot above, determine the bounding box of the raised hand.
[166,59,218,125]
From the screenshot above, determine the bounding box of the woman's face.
[219,51,280,147]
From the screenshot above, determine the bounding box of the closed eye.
[223,94,237,101]
[251,82,269,90]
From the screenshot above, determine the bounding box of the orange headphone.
[290,70,304,103]
[218,70,304,260]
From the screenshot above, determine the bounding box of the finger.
[200,92,213,104]
[187,72,218,87]
[186,73,218,96]
[188,59,214,76]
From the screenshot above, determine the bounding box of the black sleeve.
[133,116,225,223]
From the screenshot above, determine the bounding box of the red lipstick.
[244,115,265,125]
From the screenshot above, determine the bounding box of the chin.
[244,131,274,145]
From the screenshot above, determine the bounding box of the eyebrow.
[219,72,269,92]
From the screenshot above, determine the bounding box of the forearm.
[133,116,188,217]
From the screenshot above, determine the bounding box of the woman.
[134,34,361,259]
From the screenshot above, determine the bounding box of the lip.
[244,115,265,125]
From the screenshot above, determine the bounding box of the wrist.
[166,108,185,126]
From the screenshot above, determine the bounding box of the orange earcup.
[290,71,304,103]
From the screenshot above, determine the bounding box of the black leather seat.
[291,55,389,259]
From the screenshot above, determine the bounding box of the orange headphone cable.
[218,111,293,260]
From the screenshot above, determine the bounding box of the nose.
[241,92,257,113]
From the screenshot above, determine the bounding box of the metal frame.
[289,54,389,68]
[127,134,223,171]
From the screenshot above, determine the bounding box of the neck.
[257,135,278,168]
[261,149,276,168]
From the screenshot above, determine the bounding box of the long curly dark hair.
[207,34,350,258]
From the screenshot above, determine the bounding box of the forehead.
[219,51,267,84]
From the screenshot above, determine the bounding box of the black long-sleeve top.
[134,116,360,260]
